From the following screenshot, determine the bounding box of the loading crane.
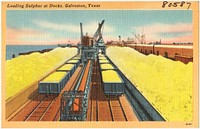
[60,20,106,121]
[80,20,106,63]
[133,32,146,44]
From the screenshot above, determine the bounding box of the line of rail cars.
[38,55,81,94]
[98,54,125,96]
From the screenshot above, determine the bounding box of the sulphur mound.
[6,47,77,100]
[107,46,192,121]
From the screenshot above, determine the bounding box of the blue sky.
[6,10,192,45]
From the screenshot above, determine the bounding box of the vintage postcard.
[1,1,199,128]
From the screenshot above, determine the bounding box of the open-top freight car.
[99,59,110,64]
[57,64,76,76]
[72,56,81,60]
[67,59,80,64]
[39,56,81,94]
[38,71,70,94]
[99,56,107,60]
[66,59,80,69]
[98,53,106,57]
[101,69,125,96]
[98,54,125,95]
[100,63,116,70]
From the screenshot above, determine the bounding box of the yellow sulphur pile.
[6,47,77,100]
[107,46,192,121]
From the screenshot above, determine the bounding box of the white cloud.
[33,20,114,36]
[33,20,80,33]
[6,27,52,45]
[7,20,115,45]
[132,23,192,34]
[131,23,192,43]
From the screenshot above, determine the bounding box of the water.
[6,45,58,60]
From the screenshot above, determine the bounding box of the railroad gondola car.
[100,63,115,70]
[39,71,70,94]
[101,69,125,95]
[57,64,76,76]
[66,59,80,69]
[99,59,110,64]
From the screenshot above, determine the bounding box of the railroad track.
[87,60,138,121]
[107,96,138,121]
[9,93,46,121]
[25,95,57,121]
[108,96,127,121]
[9,94,56,121]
